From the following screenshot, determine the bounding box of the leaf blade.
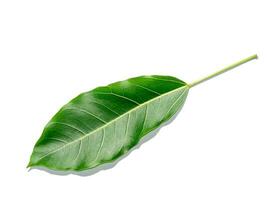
[28,75,189,171]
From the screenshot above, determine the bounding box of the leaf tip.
[26,161,33,169]
[27,156,38,169]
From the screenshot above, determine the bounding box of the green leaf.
[28,54,258,172]
[28,75,189,171]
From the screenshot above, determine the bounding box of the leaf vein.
[48,121,87,136]
[74,140,82,161]
[34,86,188,163]
[129,81,161,95]
[88,100,120,116]
[94,92,140,105]
[64,106,107,124]
[144,76,185,84]
[93,129,105,162]
[47,137,68,144]
[165,89,188,116]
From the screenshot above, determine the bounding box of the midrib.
[36,84,189,161]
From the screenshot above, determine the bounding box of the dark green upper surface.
[28,75,189,171]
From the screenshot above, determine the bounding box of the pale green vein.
[93,129,105,162]
[74,140,82,161]
[34,85,188,163]
[64,106,107,124]
[94,92,140,105]
[47,121,87,136]
[128,81,161,95]
[123,113,131,149]
[87,100,120,116]
[47,137,68,144]
[144,76,185,85]
[140,104,148,136]
[165,89,188,117]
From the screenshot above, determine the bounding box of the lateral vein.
[34,85,188,163]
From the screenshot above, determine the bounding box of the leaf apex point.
[27,160,36,168]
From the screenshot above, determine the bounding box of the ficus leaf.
[28,54,257,172]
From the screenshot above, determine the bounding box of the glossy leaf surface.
[28,75,189,171]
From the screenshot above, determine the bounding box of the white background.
[0,0,266,199]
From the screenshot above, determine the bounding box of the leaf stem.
[189,54,258,88]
